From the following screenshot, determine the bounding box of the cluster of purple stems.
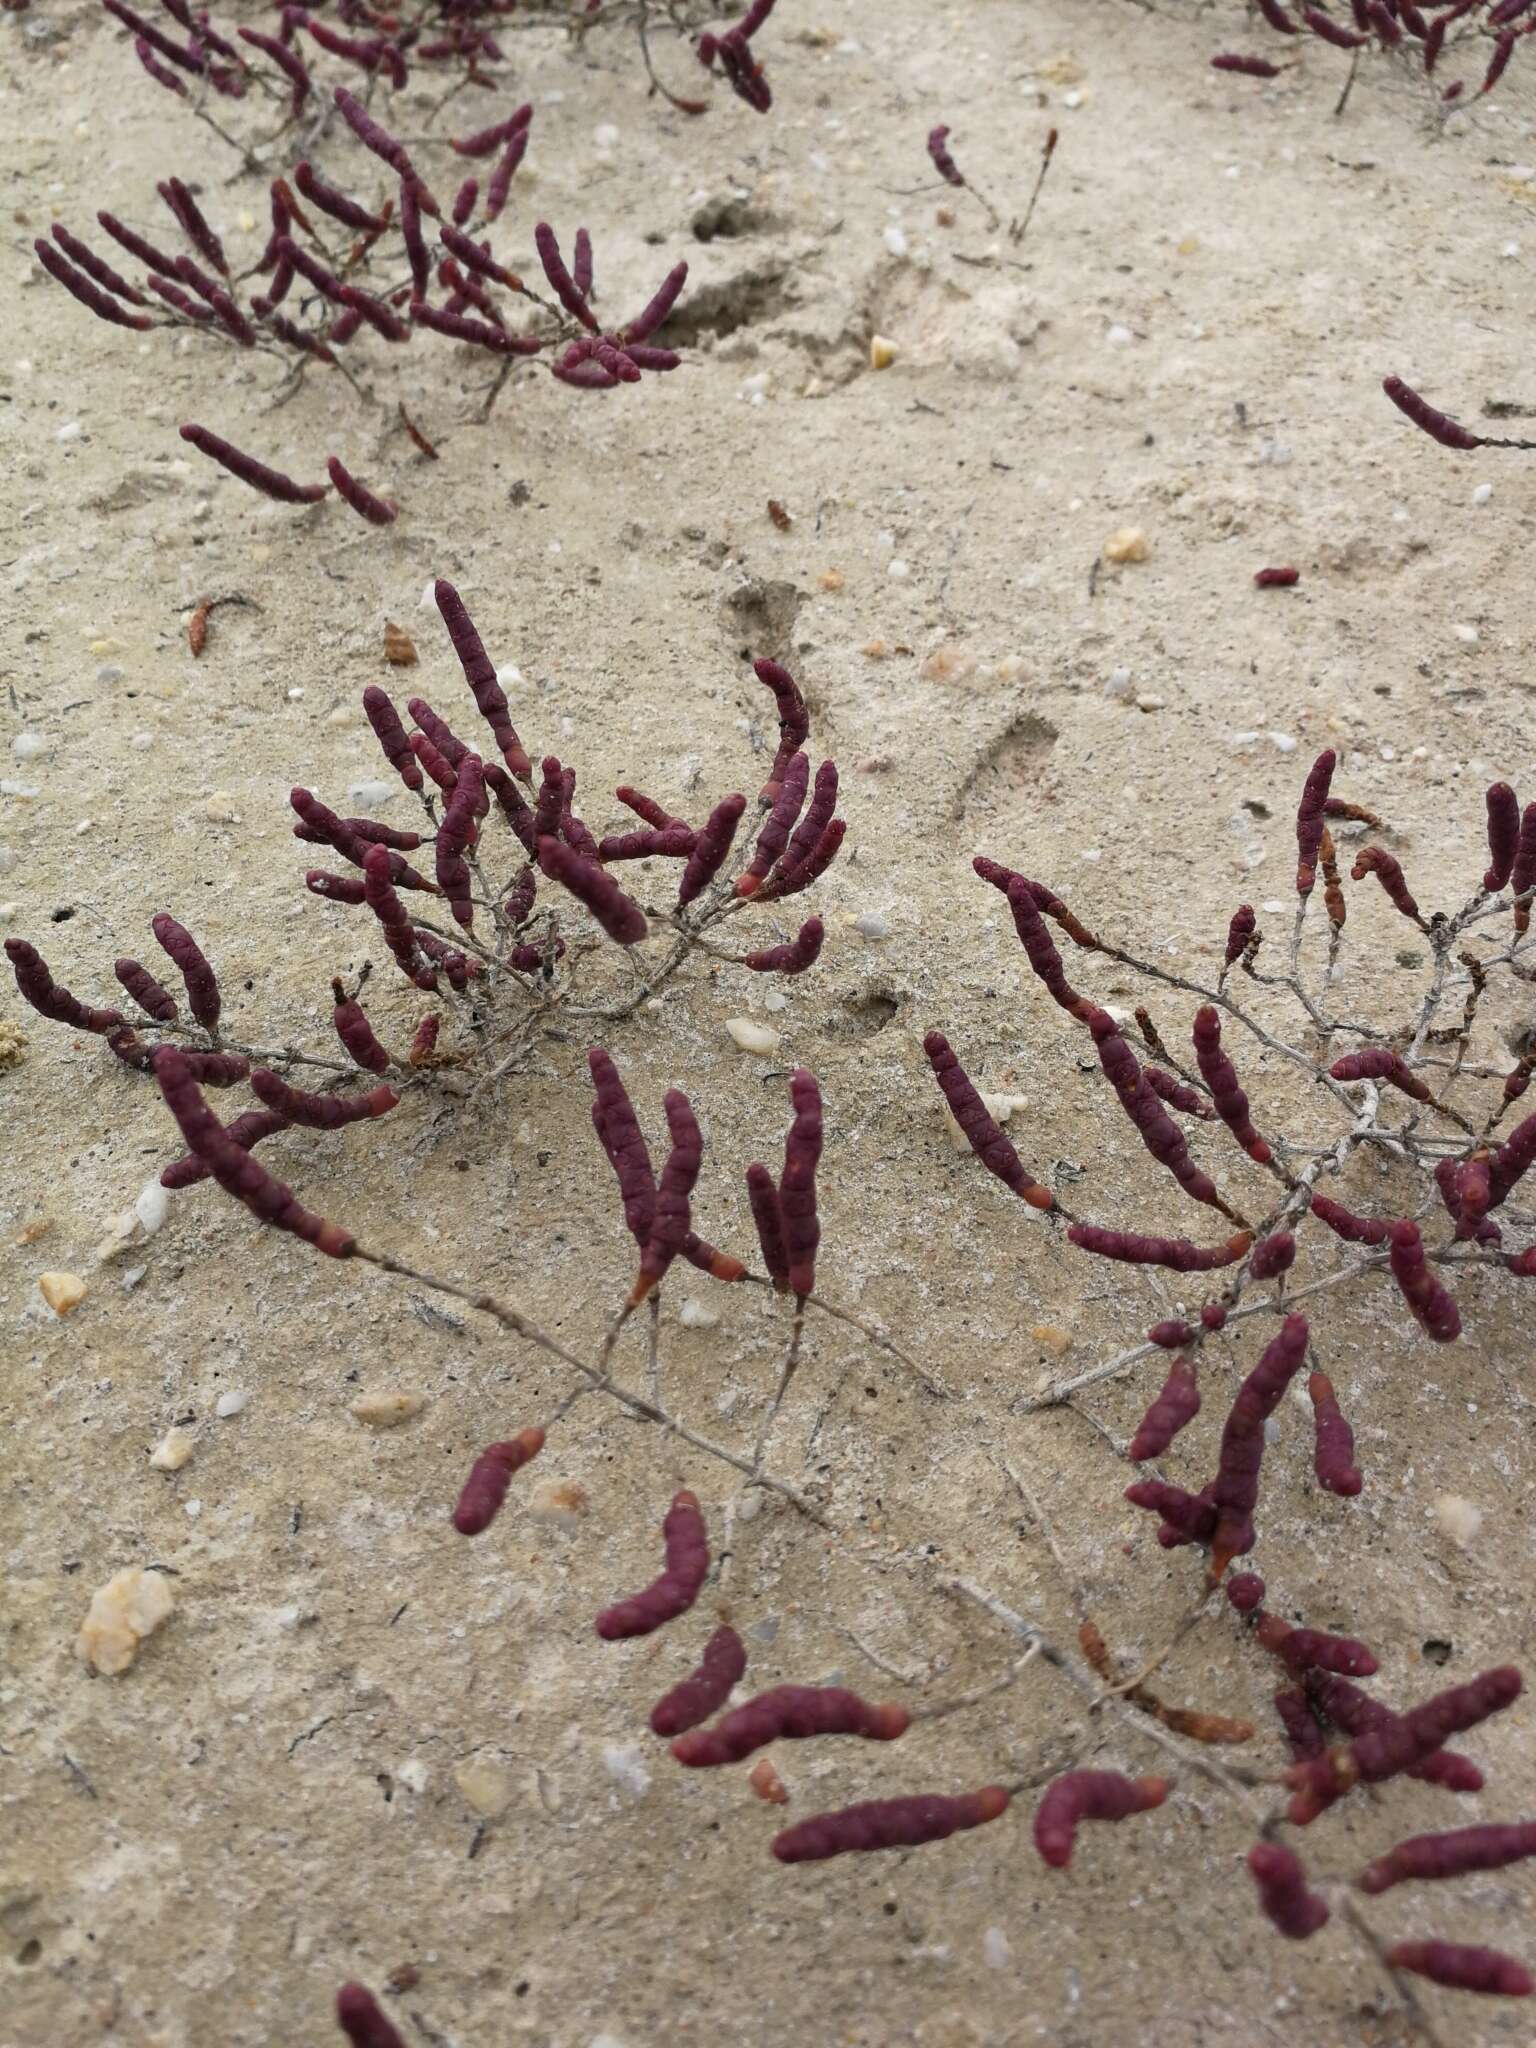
[37,0,786,509]
[13,591,1536,2033]
[1212,0,1535,105]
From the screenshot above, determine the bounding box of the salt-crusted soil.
[3,3,1536,2044]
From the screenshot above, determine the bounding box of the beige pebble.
[817,569,845,593]
[869,335,900,370]
[0,1020,26,1073]
[148,1426,196,1472]
[204,792,238,824]
[861,638,889,660]
[726,1016,781,1055]
[748,1758,788,1803]
[921,644,977,687]
[77,1566,175,1676]
[1433,1494,1483,1548]
[1103,527,1149,564]
[39,1271,87,1316]
[88,638,122,656]
[527,1478,589,1526]
[1030,1323,1074,1356]
[13,1212,51,1246]
[454,1759,514,1819]
[350,1391,425,1429]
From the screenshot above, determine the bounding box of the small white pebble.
[1472,483,1493,505]
[887,558,910,579]
[134,1180,170,1235]
[1267,732,1298,754]
[1103,666,1133,699]
[678,1297,720,1330]
[882,226,907,258]
[593,122,620,149]
[1105,323,1133,347]
[419,581,437,610]
[56,421,82,443]
[215,1390,250,1419]
[725,1016,781,1054]
[204,792,238,824]
[348,779,394,808]
[983,1927,1012,1970]
[397,1759,430,1795]
[1062,88,1083,108]
[1432,1494,1483,1548]
[12,732,48,760]
[184,1499,202,1519]
[1261,898,1286,915]
[763,989,788,1012]
[853,911,889,939]
[1135,693,1166,712]
[75,819,94,837]
[1454,624,1479,646]
[287,688,305,702]
[602,1743,652,1797]
[1082,847,1102,863]
[148,1427,196,1472]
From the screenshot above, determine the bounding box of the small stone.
[1105,323,1133,347]
[76,1565,174,1675]
[1432,1494,1483,1548]
[13,1213,51,1246]
[215,1390,250,1418]
[454,1759,514,1819]
[1135,693,1166,712]
[869,335,900,370]
[862,638,889,659]
[184,1499,202,1519]
[204,792,238,824]
[853,911,889,939]
[1104,666,1134,699]
[350,1391,425,1428]
[383,622,417,666]
[12,732,48,760]
[678,1296,720,1330]
[1102,527,1149,564]
[1454,623,1479,646]
[726,1017,781,1054]
[527,1478,589,1526]
[748,1758,788,1804]
[882,225,908,258]
[1472,483,1493,506]
[817,569,845,593]
[1029,1323,1073,1356]
[983,1927,1012,1970]
[887,558,911,579]
[921,644,976,686]
[39,1271,86,1316]
[149,1426,196,1472]
[0,1020,25,1070]
[602,1743,652,1797]
[134,1179,170,1235]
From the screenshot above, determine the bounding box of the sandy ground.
[4,2,1536,2044]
